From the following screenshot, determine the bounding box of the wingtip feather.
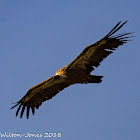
[20,105,26,118]
[16,103,22,116]
[106,21,128,37]
[10,101,20,109]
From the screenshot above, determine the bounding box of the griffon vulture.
[11,21,133,119]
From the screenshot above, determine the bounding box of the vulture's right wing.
[11,75,69,119]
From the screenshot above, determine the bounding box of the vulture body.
[11,21,133,119]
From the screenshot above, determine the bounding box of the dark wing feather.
[11,75,69,119]
[67,21,133,73]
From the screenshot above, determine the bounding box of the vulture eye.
[53,75,61,79]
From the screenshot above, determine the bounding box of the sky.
[0,0,140,140]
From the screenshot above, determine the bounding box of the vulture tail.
[87,75,103,83]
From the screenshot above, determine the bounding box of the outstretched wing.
[67,21,133,73]
[11,75,69,119]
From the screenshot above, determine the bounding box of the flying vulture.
[11,21,133,119]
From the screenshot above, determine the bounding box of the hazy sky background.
[0,0,140,140]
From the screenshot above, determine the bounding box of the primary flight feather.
[11,21,133,119]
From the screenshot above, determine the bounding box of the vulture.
[11,21,133,119]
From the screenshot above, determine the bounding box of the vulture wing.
[11,75,69,119]
[67,21,133,73]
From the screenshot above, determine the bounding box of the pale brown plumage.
[11,21,133,119]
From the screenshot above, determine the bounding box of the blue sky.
[0,0,140,140]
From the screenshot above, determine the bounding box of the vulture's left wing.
[67,21,133,73]
[11,75,69,119]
